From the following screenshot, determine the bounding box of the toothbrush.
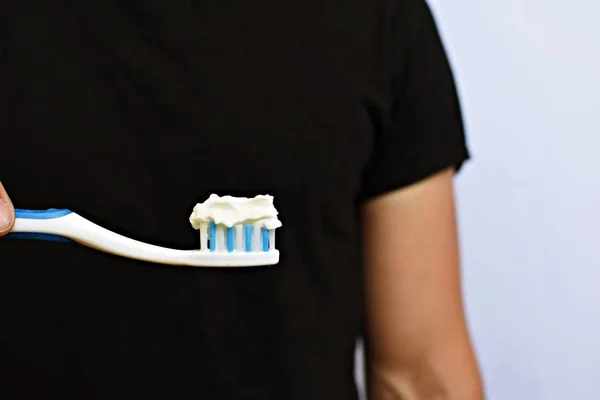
[6,208,280,267]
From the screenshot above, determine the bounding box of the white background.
[356,1,600,399]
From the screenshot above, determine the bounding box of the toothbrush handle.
[9,209,198,264]
[8,209,74,243]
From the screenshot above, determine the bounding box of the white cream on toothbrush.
[189,194,282,230]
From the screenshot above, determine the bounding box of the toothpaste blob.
[189,194,282,230]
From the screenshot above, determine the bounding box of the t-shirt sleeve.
[360,0,470,199]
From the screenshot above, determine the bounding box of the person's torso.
[0,1,392,398]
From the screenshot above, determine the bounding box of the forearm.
[366,293,484,400]
[367,341,484,400]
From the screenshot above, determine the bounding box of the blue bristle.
[227,227,234,252]
[209,222,216,252]
[262,228,269,252]
[244,224,253,252]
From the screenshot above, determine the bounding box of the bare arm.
[362,169,483,400]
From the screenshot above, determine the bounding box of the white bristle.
[217,225,226,252]
[200,222,208,251]
[252,223,261,252]
[269,230,275,251]
[235,225,243,251]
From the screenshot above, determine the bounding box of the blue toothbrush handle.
[6,208,74,243]
[14,208,73,219]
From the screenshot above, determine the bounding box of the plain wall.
[356,1,600,399]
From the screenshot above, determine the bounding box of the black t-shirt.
[0,1,468,399]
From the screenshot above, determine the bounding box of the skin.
[0,181,15,236]
[362,168,484,400]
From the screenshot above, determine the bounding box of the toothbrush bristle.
[200,223,208,251]
[261,228,269,252]
[235,225,244,251]
[209,221,217,252]
[217,225,226,252]
[244,224,253,252]
[201,221,276,253]
[269,230,275,251]
[226,227,234,252]
[252,223,261,252]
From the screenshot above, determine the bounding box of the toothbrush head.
[188,194,282,267]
